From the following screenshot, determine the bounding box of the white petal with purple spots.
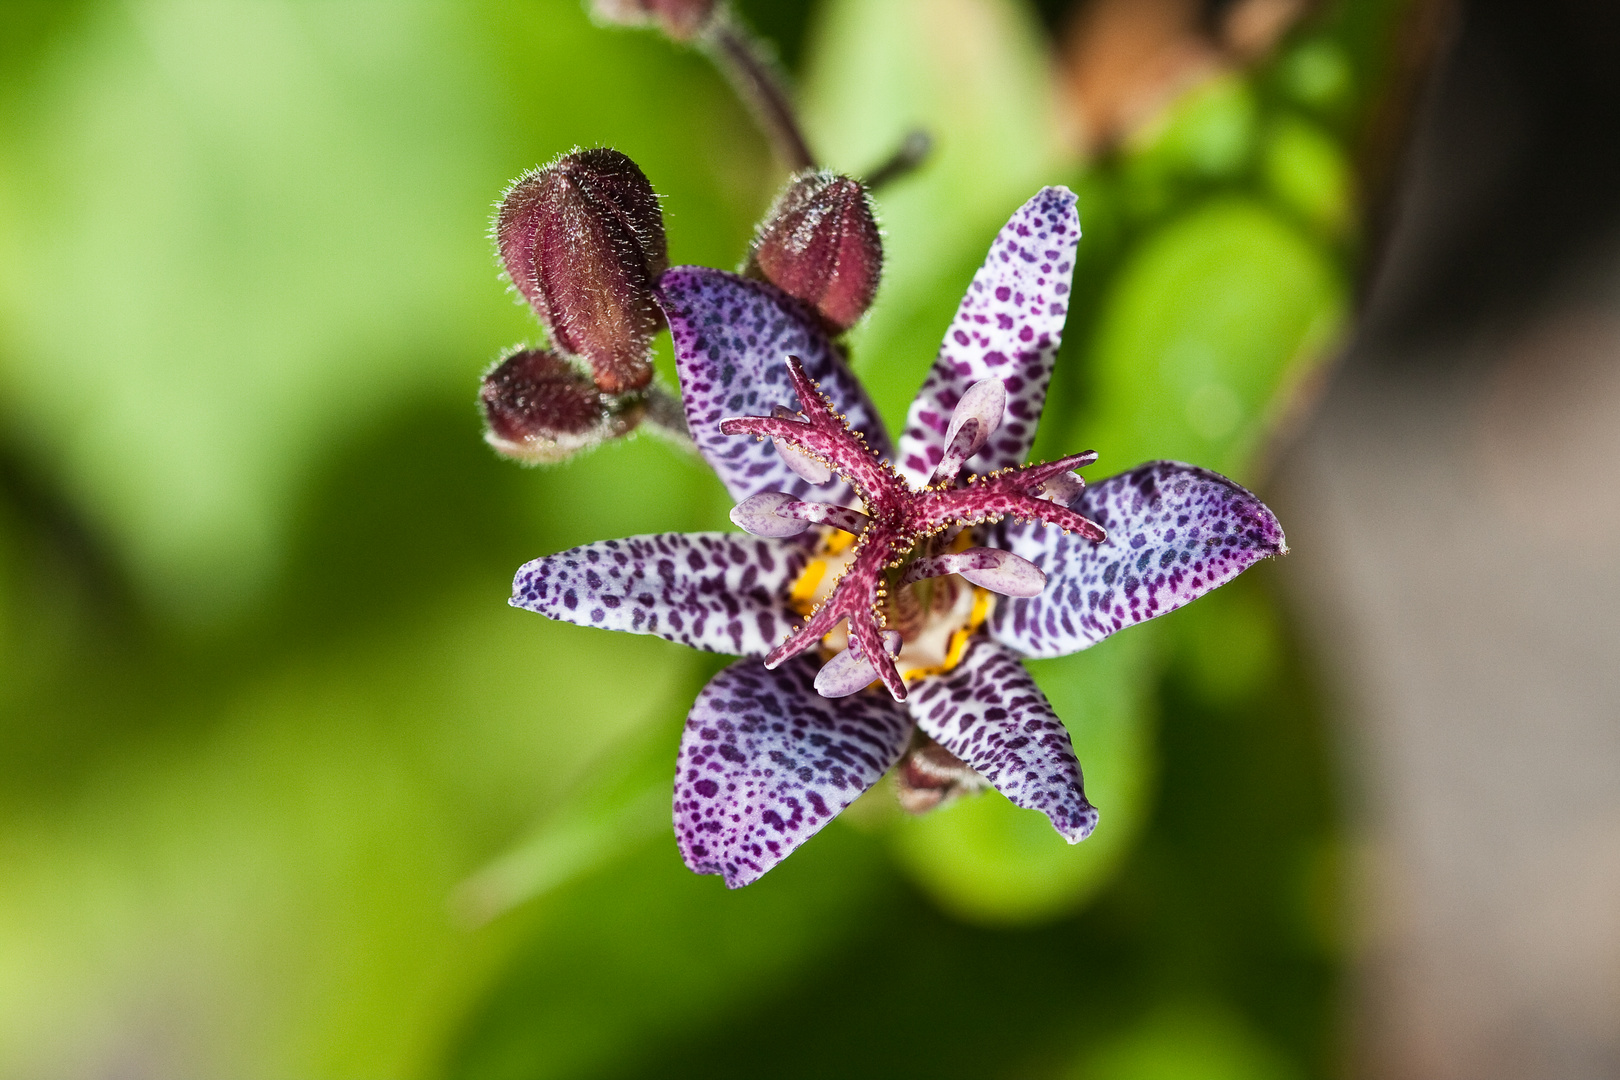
[908,638,1097,842]
[989,462,1286,658]
[675,657,913,888]
[511,532,806,657]
[658,267,893,505]
[897,187,1081,485]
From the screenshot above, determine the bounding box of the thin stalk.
[864,129,933,191]
[700,11,816,173]
[641,383,695,449]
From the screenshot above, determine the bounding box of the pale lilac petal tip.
[775,436,833,484]
[813,630,901,698]
[947,378,1006,448]
[902,547,1046,598]
[898,187,1081,485]
[511,532,806,658]
[953,548,1046,598]
[730,491,812,537]
[989,461,1286,659]
[675,657,913,888]
[908,639,1096,841]
[1041,469,1087,504]
[657,267,892,503]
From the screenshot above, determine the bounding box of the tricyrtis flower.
[511,187,1284,888]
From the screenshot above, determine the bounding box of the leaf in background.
[1081,197,1344,483]
[1120,76,1258,218]
[0,0,760,625]
[887,629,1158,925]
[1066,1003,1301,1080]
[0,589,698,1080]
[451,714,682,927]
[800,0,1073,426]
[1262,114,1354,237]
[445,823,893,1080]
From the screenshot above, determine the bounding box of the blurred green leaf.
[1263,115,1354,237]
[0,583,698,1078]
[1122,77,1259,219]
[887,630,1158,924]
[1278,39,1354,113]
[1168,576,1286,707]
[1069,1004,1301,1080]
[0,0,762,624]
[451,720,680,927]
[446,824,894,1080]
[1082,196,1344,483]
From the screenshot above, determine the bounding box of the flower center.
[722,356,1105,702]
[786,527,993,686]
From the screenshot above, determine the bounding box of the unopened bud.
[747,171,882,332]
[591,0,717,40]
[480,348,641,464]
[496,148,667,393]
[895,737,988,814]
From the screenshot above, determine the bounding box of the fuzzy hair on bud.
[496,148,667,394]
[479,347,641,464]
[590,0,716,41]
[747,171,882,332]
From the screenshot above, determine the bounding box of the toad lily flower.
[511,187,1285,888]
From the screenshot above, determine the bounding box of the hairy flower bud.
[895,736,989,815]
[496,148,667,394]
[590,0,717,40]
[480,348,641,464]
[747,171,882,332]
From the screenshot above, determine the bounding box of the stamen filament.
[900,547,1046,598]
[731,491,870,537]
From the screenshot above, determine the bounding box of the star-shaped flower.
[511,187,1284,887]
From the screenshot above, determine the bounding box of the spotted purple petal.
[897,187,1080,485]
[511,532,807,657]
[989,462,1286,659]
[657,267,893,505]
[675,656,913,888]
[908,638,1096,841]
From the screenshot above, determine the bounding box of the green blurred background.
[0,1,1404,1076]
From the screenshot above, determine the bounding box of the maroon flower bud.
[496,148,667,394]
[895,737,988,815]
[590,0,717,41]
[480,348,641,464]
[747,171,882,332]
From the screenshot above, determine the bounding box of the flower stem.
[641,384,696,450]
[700,11,816,173]
[864,129,932,191]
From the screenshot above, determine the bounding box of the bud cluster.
[484,148,669,463]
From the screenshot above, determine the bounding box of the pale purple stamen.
[730,490,870,538]
[771,405,833,484]
[813,630,902,698]
[929,377,1006,486]
[1040,461,1093,505]
[901,547,1047,598]
[929,419,981,489]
